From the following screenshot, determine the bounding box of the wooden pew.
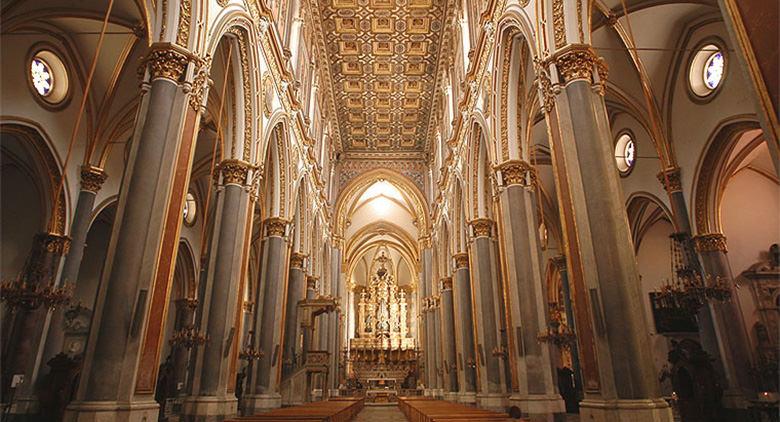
[226,398,364,422]
[398,397,511,422]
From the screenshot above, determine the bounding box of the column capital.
[36,231,72,255]
[80,165,108,193]
[146,43,191,82]
[550,255,567,271]
[175,297,199,311]
[242,301,255,313]
[693,233,728,253]
[494,159,536,188]
[453,253,469,269]
[549,44,608,95]
[290,252,307,269]
[263,217,289,238]
[657,166,682,193]
[440,277,453,291]
[468,218,494,238]
[216,159,252,185]
[418,235,432,249]
[306,275,319,291]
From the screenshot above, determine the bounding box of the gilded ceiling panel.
[317,0,447,154]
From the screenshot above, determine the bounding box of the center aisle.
[352,405,409,422]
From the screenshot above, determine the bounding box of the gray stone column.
[419,243,435,394]
[301,276,318,363]
[452,253,476,403]
[467,219,507,411]
[282,252,307,377]
[693,234,756,407]
[244,218,290,412]
[432,294,443,397]
[539,44,671,421]
[65,44,197,422]
[659,168,756,409]
[327,247,342,394]
[439,277,458,400]
[184,159,252,421]
[495,161,565,420]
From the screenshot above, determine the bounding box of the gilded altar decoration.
[80,165,108,193]
[353,253,415,351]
[657,167,682,193]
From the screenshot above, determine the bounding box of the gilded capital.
[657,167,682,193]
[694,233,728,253]
[495,160,536,187]
[440,277,453,291]
[419,235,432,249]
[242,301,255,313]
[217,159,251,185]
[469,218,494,238]
[35,232,72,256]
[263,217,289,238]
[553,45,605,86]
[147,44,190,82]
[306,275,318,291]
[453,253,469,269]
[551,255,567,271]
[290,252,307,269]
[80,165,108,193]
[175,297,198,311]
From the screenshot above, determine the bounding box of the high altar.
[347,253,418,401]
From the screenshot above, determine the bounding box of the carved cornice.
[453,253,469,269]
[495,160,536,188]
[290,252,307,269]
[657,167,682,193]
[694,233,728,253]
[469,218,494,238]
[80,165,108,193]
[263,217,289,238]
[146,44,190,82]
[217,159,251,185]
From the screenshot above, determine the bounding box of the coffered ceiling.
[312,0,448,156]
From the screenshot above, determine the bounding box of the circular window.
[538,222,548,250]
[28,50,69,105]
[689,44,725,97]
[614,133,636,174]
[183,192,197,225]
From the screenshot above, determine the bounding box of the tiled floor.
[352,405,408,421]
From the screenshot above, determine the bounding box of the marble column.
[452,253,476,404]
[2,233,71,415]
[439,277,458,401]
[327,247,342,394]
[282,252,307,377]
[659,168,756,409]
[419,242,435,395]
[468,219,507,411]
[539,44,671,421]
[693,233,756,407]
[432,294,443,397]
[184,159,253,421]
[301,276,318,363]
[495,161,565,420]
[244,217,290,412]
[66,44,197,422]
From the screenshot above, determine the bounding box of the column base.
[443,392,459,402]
[243,393,282,414]
[423,389,434,397]
[476,393,507,412]
[579,398,673,422]
[508,393,566,421]
[181,396,238,422]
[64,400,159,422]
[457,392,477,404]
[434,388,445,399]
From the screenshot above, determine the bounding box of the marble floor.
[352,405,408,421]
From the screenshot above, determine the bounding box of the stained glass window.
[31,58,53,97]
[703,51,724,90]
[615,133,636,174]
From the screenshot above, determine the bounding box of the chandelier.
[169,325,208,350]
[0,233,73,312]
[538,308,577,350]
[654,233,732,315]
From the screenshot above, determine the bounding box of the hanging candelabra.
[1,233,73,312]
[654,233,732,316]
[538,306,577,349]
[169,325,208,350]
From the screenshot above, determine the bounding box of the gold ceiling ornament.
[453,252,469,269]
[693,233,728,253]
[216,159,252,185]
[80,165,108,194]
[657,166,683,193]
[147,44,191,82]
[263,217,290,237]
[495,159,536,188]
[290,252,307,269]
[469,218,494,238]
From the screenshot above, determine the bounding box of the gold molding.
[80,165,108,193]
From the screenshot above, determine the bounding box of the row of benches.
[398,396,512,422]
[224,398,364,422]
